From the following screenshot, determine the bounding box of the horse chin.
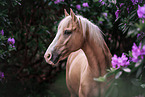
[46,60,55,66]
[47,57,64,66]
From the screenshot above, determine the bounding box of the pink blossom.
[76,4,81,10]
[1,29,4,36]
[137,5,145,18]
[115,10,121,18]
[112,53,130,69]
[8,37,15,47]
[82,3,89,7]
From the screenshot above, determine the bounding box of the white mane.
[58,15,104,47]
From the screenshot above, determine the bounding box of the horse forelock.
[58,15,104,48]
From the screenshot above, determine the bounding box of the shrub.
[95,0,145,96]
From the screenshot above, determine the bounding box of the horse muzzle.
[44,51,60,65]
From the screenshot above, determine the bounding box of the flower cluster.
[115,3,125,18]
[131,43,145,62]
[115,0,144,19]
[137,4,145,19]
[112,53,130,69]
[82,3,89,7]
[0,29,16,48]
[137,32,145,40]
[99,0,105,5]
[76,3,89,10]
[54,0,64,4]
[131,0,143,5]
[112,43,145,69]
[7,37,15,48]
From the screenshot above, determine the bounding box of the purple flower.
[99,21,103,24]
[103,12,108,17]
[132,43,141,62]
[112,55,119,68]
[0,72,4,79]
[121,54,130,67]
[76,4,81,10]
[101,1,105,5]
[142,19,144,23]
[112,53,130,69]
[127,7,130,13]
[137,32,144,40]
[141,45,145,55]
[137,5,145,18]
[127,7,132,13]
[54,0,60,4]
[54,0,64,4]
[131,0,138,5]
[1,29,4,36]
[82,3,89,7]
[138,0,143,3]
[99,0,105,5]
[120,3,124,7]
[115,10,121,18]
[131,0,143,4]
[137,33,141,38]
[8,37,15,47]
[131,43,145,62]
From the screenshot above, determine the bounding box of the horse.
[44,9,112,97]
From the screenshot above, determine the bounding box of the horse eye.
[64,30,72,35]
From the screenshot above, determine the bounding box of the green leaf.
[122,67,131,73]
[135,60,142,67]
[94,76,106,82]
[128,10,137,20]
[141,84,145,88]
[115,71,122,79]
[107,67,116,72]
[136,66,142,78]
[131,79,141,87]
[128,51,132,57]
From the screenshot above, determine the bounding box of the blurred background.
[0,0,144,97]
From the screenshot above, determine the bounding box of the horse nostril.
[44,52,52,61]
[47,53,52,60]
[47,53,51,59]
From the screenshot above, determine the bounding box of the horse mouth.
[50,53,61,65]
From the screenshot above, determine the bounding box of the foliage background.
[0,0,145,97]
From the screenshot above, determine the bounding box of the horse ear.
[64,9,69,17]
[70,8,78,23]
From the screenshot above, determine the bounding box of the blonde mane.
[58,15,104,48]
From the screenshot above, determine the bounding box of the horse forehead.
[48,30,61,50]
[54,30,62,42]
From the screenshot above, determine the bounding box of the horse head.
[44,9,84,65]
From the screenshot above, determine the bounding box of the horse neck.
[82,35,112,77]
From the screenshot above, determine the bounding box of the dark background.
[0,0,141,97]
